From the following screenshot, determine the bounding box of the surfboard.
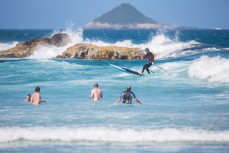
[109,63,143,76]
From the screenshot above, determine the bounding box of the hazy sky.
[0,0,228,29]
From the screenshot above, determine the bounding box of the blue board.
[109,63,143,76]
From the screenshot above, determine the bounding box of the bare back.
[31,92,41,105]
[90,88,102,101]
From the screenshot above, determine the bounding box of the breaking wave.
[189,56,229,83]
[0,127,228,144]
[27,28,213,59]
[0,41,18,51]
[28,28,84,59]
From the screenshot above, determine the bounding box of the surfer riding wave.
[141,48,154,75]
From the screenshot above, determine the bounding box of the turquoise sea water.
[0,29,229,153]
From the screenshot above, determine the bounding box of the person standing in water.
[114,85,142,105]
[141,48,154,75]
[31,87,46,105]
[89,83,103,101]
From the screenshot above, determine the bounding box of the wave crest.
[28,28,207,59]
[0,127,228,143]
[28,28,84,59]
[188,56,229,83]
[0,42,18,51]
[145,34,201,58]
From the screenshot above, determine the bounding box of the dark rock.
[0,33,70,58]
[50,33,70,47]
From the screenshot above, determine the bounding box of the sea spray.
[28,28,84,59]
[1,29,229,153]
[0,42,18,51]
[28,28,205,59]
[189,55,229,83]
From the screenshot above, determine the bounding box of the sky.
[0,0,228,29]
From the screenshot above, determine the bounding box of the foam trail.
[0,127,228,143]
[189,56,229,83]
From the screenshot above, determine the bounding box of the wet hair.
[27,94,31,100]
[35,86,40,92]
[145,48,149,52]
[127,85,131,91]
[94,83,99,87]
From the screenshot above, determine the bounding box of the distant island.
[85,3,175,30]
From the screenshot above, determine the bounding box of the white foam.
[27,28,203,59]
[87,33,201,59]
[223,48,229,50]
[144,34,200,59]
[0,41,18,51]
[29,28,84,59]
[188,56,229,83]
[28,45,65,59]
[0,127,228,143]
[151,62,188,77]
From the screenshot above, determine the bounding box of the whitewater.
[0,29,229,153]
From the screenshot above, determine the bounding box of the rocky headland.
[0,33,144,60]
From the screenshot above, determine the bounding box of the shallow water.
[0,29,229,153]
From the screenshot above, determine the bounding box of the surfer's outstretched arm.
[114,98,121,105]
[134,98,142,104]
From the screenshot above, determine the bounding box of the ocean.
[0,29,229,153]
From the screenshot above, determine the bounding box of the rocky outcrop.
[50,33,70,47]
[57,43,144,60]
[0,33,145,60]
[0,33,70,58]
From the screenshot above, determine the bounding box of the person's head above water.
[35,86,40,92]
[27,94,31,98]
[94,83,99,88]
[25,94,31,101]
[145,48,149,52]
[127,85,131,92]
